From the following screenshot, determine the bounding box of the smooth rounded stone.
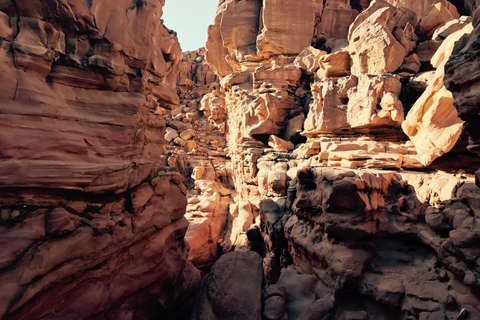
[450,228,479,247]
[425,207,450,231]
[191,251,263,320]
[264,284,287,299]
[296,296,335,320]
[263,295,287,320]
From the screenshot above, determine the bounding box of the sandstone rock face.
[0,169,200,320]
[190,251,263,320]
[445,6,480,156]
[5,0,480,318]
[257,0,318,56]
[161,49,238,271]
[193,0,480,319]
[348,4,413,75]
[0,0,182,194]
[304,74,404,135]
[262,167,480,320]
[0,1,199,319]
[419,0,460,36]
[178,48,219,88]
[402,22,473,165]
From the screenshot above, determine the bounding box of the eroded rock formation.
[3,0,480,319]
[0,1,200,319]
[183,0,480,319]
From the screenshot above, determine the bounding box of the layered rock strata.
[0,1,200,319]
[190,0,480,319]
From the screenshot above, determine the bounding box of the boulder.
[419,0,460,36]
[317,50,351,78]
[191,251,263,320]
[417,40,443,62]
[304,74,403,135]
[268,135,295,151]
[293,46,327,74]
[257,0,318,56]
[284,114,305,142]
[349,7,408,75]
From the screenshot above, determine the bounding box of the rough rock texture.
[0,169,200,320]
[162,49,237,272]
[191,0,480,319]
[0,1,200,319]
[262,167,480,320]
[4,0,480,319]
[402,22,473,165]
[445,6,480,156]
[190,251,263,320]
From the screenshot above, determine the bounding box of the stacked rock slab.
[196,0,480,319]
[0,1,200,319]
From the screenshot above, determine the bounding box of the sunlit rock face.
[0,1,200,319]
[186,0,480,319]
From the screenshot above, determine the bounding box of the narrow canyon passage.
[1,0,480,320]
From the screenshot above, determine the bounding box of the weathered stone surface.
[177,48,219,87]
[0,0,183,194]
[188,2,480,319]
[432,16,472,40]
[268,135,295,151]
[185,162,230,270]
[385,0,436,17]
[314,0,359,40]
[191,251,263,320]
[257,0,318,57]
[417,40,444,62]
[205,24,234,77]
[348,6,409,75]
[304,74,403,135]
[317,50,351,78]
[419,0,460,36]
[0,1,202,319]
[293,46,327,74]
[445,6,480,155]
[409,71,436,91]
[220,0,261,50]
[402,22,473,165]
[284,114,305,143]
[0,170,199,320]
[399,53,421,73]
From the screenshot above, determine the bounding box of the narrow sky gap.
[162,0,219,52]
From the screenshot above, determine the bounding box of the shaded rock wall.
[260,167,480,319]
[0,1,200,319]
[445,7,480,157]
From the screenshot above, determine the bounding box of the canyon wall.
[3,0,480,319]
[0,1,200,319]
[183,0,480,319]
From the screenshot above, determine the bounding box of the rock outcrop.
[0,1,200,319]
[445,6,480,156]
[190,251,263,320]
[3,0,480,319]
[188,0,480,319]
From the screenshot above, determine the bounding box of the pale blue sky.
[163,0,219,52]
